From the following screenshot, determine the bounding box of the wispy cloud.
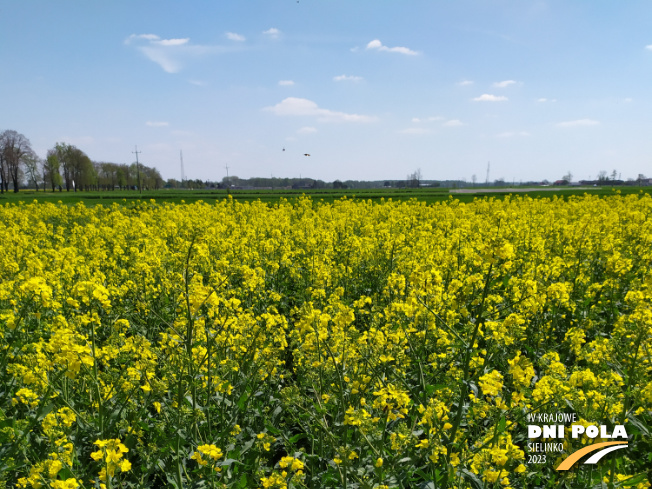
[225,32,246,42]
[334,74,363,82]
[493,80,517,88]
[264,97,377,123]
[646,45,652,50]
[278,80,295,86]
[497,131,530,138]
[156,38,189,46]
[146,121,169,127]
[398,127,431,135]
[124,34,160,44]
[125,33,236,73]
[297,126,317,134]
[537,98,556,102]
[443,119,464,127]
[557,119,599,128]
[458,80,474,86]
[189,80,207,86]
[472,94,508,102]
[263,28,281,39]
[366,39,418,56]
[412,116,444,123]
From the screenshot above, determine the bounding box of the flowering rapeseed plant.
[0,195,650,488]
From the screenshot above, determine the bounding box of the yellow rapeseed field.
[1,194,650,489]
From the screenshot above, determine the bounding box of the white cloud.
[399,127,431,135]
[189,80,207,86]
[537,97,557,102]
[263,28,281,38]
[278,80,295,86]
[146,121,169,127]
[443,119,464,127]
[124,33,160,44]
[493,80,517,88]
[366,39,418,56]
[155,38,189,46]
[225,32,245,42]
[472,94,508,102]
[334,74,363,82]
[624,97,633,103]
[125,33,234,73]
[138,46,182,73]
[557,119,600,128]
[297,126,317,134]
[412,116,444,123]
[264,97,377,123]
[458,80,474,86]
[497,131,530,138]
[646,45,652,50]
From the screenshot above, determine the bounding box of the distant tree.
[222,175,240,187]
[611,169,618,181]
[0,138,7,193]
[407,168,422,188]
[637,174,647,186]
[597,171,608,182]
[141,165,163,189]
[72,149,96,190]
[50,143,94,191]
[1,130,34,192]
[562,171,573,183]
[333,180,348,189]
[23,152,42,191]
[44,151,63,191]
[472,174,477,187]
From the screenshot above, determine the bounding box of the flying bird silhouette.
[304,153,310,156]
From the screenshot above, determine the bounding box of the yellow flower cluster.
[90,439,131,482]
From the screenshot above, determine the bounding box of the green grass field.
[1,185,650,206]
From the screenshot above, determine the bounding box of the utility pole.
[132,146,142,195]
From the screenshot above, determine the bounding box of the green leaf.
[289,433,307,444]
[36,402,54,421]
[498,415,506,433]
[218,458,241,467]
[425,384,446,396]
[621,473,648,486]
[459,469,483,489]
[626,414,649,436]
[264,423,281,435]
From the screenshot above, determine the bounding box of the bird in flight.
[304,153,310,156]
[282,148,285,151]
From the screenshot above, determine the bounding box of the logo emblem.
[556,442,628,471]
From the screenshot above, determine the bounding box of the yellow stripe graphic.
[556,442,628,471]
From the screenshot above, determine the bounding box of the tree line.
[0,129,163,193]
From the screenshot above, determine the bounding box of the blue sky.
[2,1,652,183]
